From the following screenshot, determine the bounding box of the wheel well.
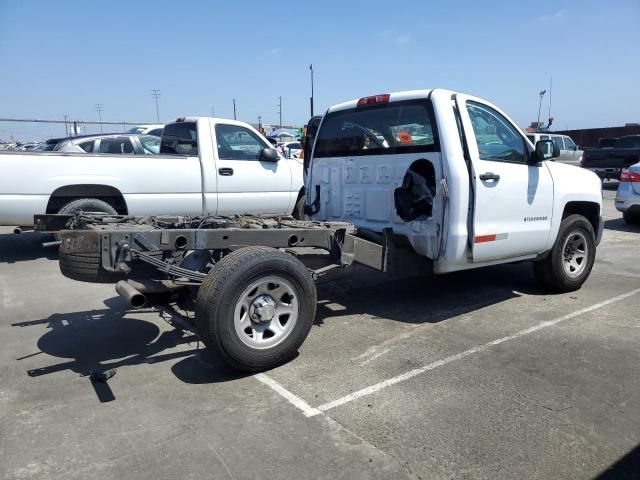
[562,201,599,233]
[46,185,128,214]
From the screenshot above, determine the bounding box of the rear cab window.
[160,122,198,155]
[314,99,438,158]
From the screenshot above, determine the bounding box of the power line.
[151,89,161,123]
[95,104,104,132]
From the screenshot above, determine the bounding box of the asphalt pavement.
[0,182,638,480]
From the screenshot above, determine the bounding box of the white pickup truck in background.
[0,118,305,227]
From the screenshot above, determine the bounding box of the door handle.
[479,172,500,181]
[218,167,234,176]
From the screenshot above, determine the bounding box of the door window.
[466,102,527,163]
[98,137,134,154]
[215,124,269,160]
[78,141,94,152]
[563,137,576,150]
[552,136,564,151]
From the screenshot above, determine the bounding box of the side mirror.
[259,147,280,162]
[531,139,558,163]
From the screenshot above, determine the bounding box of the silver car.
[615,162,640,224]
[526,133,583,166]
[53,133,160,155]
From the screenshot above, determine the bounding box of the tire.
[292,193,308,220]
[59,250,163,284]
[622,210,639,225]
[58,198,117,216]
[195,246,317,372]
[533,214,596,292]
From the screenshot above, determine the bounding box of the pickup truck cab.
[0,117,305,227]
[306,89,603,278]
[47,89,604,372]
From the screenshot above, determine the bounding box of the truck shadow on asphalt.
[312,262,546,326]
[13,262,549,402]
[11,297,245,402]
[0,232,58,263]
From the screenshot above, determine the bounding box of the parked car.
[615,162,640,224]
[526,133,582,166]
[581,135,640,180]
[53,133,161,155]
[0,118,304,227]
[127,124,164,137]
[284,141,302,158]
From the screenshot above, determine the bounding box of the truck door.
[455,95,554,262]
[213,123,294,216]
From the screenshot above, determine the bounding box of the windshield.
[314,100,438,158]
[127,127,145,134]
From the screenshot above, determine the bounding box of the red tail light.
[357,94,390,107]
[619,169,640,182]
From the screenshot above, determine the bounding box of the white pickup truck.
[43,89,603,371]
[0,118,305,227]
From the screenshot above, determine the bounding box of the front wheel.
[533,214,596,292]
[195,246,317,372]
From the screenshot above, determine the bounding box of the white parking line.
[254,373,321,417]
[314,288,640,415]
[255,288,640,418]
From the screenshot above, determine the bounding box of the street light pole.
[278,96,282,127]
[95,104,104,133]
[309,64,314,117]
[151,90,160,123]
[258,115,262,133]
[536,90,546,132]
[233,99,237,120]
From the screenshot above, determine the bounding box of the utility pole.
[258,115,262,132]
[211,106,215,118]
[536,90,546,132]
[151,89,160,123]
[95,104,104,132]
[278,96,282,127]
[233,99,237,120]
[63,115,69,136]
[309,64,314,117]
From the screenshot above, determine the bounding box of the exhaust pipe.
[115,280,146,309]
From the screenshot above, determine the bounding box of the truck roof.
[327,89,437,113]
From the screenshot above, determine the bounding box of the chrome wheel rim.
[234,275,299,350]
[562,231,588,278]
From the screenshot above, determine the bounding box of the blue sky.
[1,0,638,140]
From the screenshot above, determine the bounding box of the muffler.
[115,280,146,309]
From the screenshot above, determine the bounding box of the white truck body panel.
[0,118,304,226]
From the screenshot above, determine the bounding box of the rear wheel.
[58,198,117,216]
[59,250,163,283]
[533,214,596,292]
[195,246,316,372]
